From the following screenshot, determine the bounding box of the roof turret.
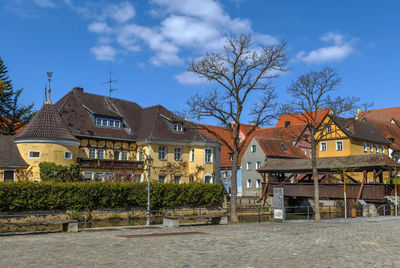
[14,103,79,144]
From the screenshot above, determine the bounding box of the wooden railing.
[77,158,144,170]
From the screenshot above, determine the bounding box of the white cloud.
[107,1,135,23]
[90,45,116,61]
[175,71,207,85]
[296,32,355,64]
[88,22,112,34]
[253,34,279,46]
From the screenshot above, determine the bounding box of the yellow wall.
[145,144,216,183]
[316,118,389,158]
[16,143,79,181]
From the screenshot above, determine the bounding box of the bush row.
[0,182,223,212]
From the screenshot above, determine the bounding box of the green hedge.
[0,182,222,212]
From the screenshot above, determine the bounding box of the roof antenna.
[103,72,118,97]
[46,72,53,104]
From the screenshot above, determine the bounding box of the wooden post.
[356,170,367,202]
[373,169,377,183]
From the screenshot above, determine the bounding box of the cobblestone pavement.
[1,217,400,267]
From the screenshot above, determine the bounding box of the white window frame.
[363,142,367,153]
[173,124,183,132]
[246,179,252,188]
[121,151,128,161]
[114,151,121,160]
[251,145,256,152]
[256,179,261,188]
[375,144,379,153]
[83,172,93,181]
[246,162,252,171]
[174,175,181,184]
[95,118,102,126]
[94,172,105,181]
[370,143,373,152]
[159,146,167,160]
[28,151,40,158]
[137,150,143,161]
[89,148,96,159]
[204,174,213,184]
[101,118,108,127]
[3,169,15,182]
[256,161,261,169]
[190,148,195,162]
[336,141,343,151]
[64,151,73,159]
[159,174,167,183]
[320,142,327,152]
[97,149,105,159]
[326,125,332,134]
[204,148,213,164]
[109,119,115,127]
[382,145,385,154]
[174,147,182,161]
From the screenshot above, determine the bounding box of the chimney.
[347,118,356,133]
[73,87,84,92]
[284,121,291,128]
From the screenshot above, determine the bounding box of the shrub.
[0,182,222,212]
[39,162,80,182]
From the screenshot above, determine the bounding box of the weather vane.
[46,72,53,104]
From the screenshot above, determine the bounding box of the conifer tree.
[0,57,34,135]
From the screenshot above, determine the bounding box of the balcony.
[77,158,144,170]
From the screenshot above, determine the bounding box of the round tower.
[13,103,80,181]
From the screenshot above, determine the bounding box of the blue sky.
[1,0,399,125]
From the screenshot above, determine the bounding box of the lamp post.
[146,155,154,226]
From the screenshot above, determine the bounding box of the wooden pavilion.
[257,154,400,202]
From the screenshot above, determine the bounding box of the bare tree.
[186,34,288,222]
[283,67,358,222]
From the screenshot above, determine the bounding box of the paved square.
[1,217,400,267]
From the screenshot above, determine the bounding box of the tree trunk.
[230,149,239,223]
[310,129,321,222]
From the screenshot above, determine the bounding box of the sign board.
[273,188,285,222]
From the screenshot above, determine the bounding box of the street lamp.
[146,155,154,226]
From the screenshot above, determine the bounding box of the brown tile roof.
[198,123,257,167]
[258,154,400,173]
[0,135,28,168]
[13,103,79,142]
[275,109,331,127]
[368,121,400,151]
[254,137,308,159]
[330,115,389,144]
[54,88,215,144]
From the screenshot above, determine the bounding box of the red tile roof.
[253,125,306,142]
[360,107,400,123]
[275,109,331,127]
[198,123,258,168]
[254,137,308,159]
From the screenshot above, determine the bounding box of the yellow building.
[12,87,219,183]
[316,115,391,182]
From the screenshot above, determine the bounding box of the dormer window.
[95,116,122,129]
[281,144,288,151]
[173,123,183,132]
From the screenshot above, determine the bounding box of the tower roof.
[14,103,78,143]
